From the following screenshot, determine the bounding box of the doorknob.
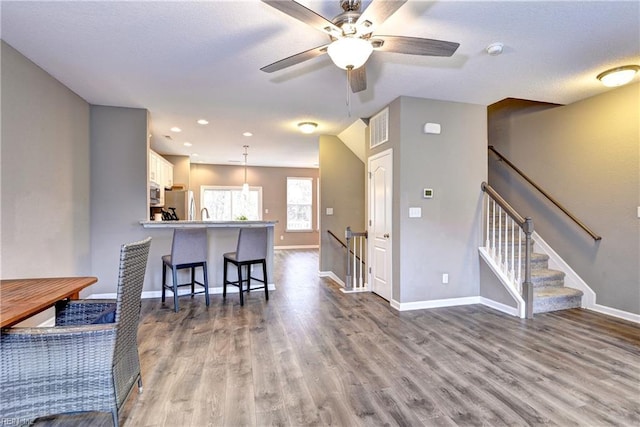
[384,233,390,238]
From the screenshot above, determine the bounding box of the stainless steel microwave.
[149,182,161,205]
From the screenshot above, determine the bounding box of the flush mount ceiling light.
[170,127,182,132]
[597,65,640,87]
[327,37,374,70]
[243,132,253,137]
[298,122,318,134]
[196,119,209,125]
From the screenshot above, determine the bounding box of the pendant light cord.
[243,145,249,184]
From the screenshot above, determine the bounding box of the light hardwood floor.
[34,249,639,426]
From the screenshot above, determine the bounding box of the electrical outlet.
[280,235,284,240]
[442,273,449,284]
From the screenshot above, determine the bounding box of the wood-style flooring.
[33,249,639,426]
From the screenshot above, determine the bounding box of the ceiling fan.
[260,0,460,93]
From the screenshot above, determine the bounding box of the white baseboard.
[274,245,319,250]
[341,286,370,294]
[589,304,640,324]
[318,271,345,287]
[479,297,520,317]
[391,296,481,312]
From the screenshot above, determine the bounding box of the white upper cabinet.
[149,150,174,188]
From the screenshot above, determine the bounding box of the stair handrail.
[488,145,601,241]
[482,182,534,318]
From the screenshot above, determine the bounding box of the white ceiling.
[2,1,638,168]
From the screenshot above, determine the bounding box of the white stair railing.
[345,226,367,291]
[482,182,534,318]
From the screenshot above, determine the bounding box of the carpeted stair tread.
[534,286,583,313]
[531,268,565,287]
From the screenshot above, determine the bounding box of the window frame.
[286,177,314,232]
[200,185,263,221]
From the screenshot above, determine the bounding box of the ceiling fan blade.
[262,0,342,36]
[357,0,407,29]
[349,66,367,93]
[373,35,459,57]
[260,44,329,73]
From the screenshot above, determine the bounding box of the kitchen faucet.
[201,207,210,220]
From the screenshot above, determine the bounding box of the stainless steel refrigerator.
[163,190,195,221]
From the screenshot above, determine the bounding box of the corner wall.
[319,134,365,281]
[90,106,150,295]
[367,96,487,306]
[1,41,91,279]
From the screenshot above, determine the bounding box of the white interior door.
[368,149,393,301]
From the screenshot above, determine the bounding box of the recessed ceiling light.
[197,119,209,125]
[485,42,504,56]
[243,132,253,137]
[298,122,318,134]
[170,127,182,132]
[183,142,192,147]
[597,65,640,87]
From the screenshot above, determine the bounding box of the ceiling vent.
[369,107,389,148]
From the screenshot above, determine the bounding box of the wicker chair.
[0,237,151,427]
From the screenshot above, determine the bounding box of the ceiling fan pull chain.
[346,67,352,117]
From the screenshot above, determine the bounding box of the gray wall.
[488,83,640,315]
[90,106,151,295]
[319,134,366,278]
[367,96,487,304]
[189,163,319,247]
[1,41,91,279]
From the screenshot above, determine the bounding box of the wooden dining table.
[0,276,98,328]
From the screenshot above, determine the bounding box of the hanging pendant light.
[242,145,249,195]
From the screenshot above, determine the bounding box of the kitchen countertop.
[139,220,277,228]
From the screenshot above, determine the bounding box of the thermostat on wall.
[423,188,434,199]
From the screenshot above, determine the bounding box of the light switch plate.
[409,207,422,218]
[326,207,334,215]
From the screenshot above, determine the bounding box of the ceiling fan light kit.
[260,0,459,94]
[327,37,373,70]
[597,65,640,87]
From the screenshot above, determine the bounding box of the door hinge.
[368,172,372,179]
[369,267,372,273]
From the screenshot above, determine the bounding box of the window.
[201,186,262,221]
[287,177,313,231]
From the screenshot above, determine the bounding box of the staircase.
[482,187,584,316]
[528,250,583,313]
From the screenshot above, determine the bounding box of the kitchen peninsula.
[140,220,277,295]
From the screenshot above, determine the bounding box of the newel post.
[345,226,353,290]
[523,217,534,318]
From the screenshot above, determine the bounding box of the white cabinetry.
[149,150,174,206]
[149,151,160,184]
[162,160,173,189]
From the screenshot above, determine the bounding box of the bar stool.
[162,228,210,312]
[223,227,268,306]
